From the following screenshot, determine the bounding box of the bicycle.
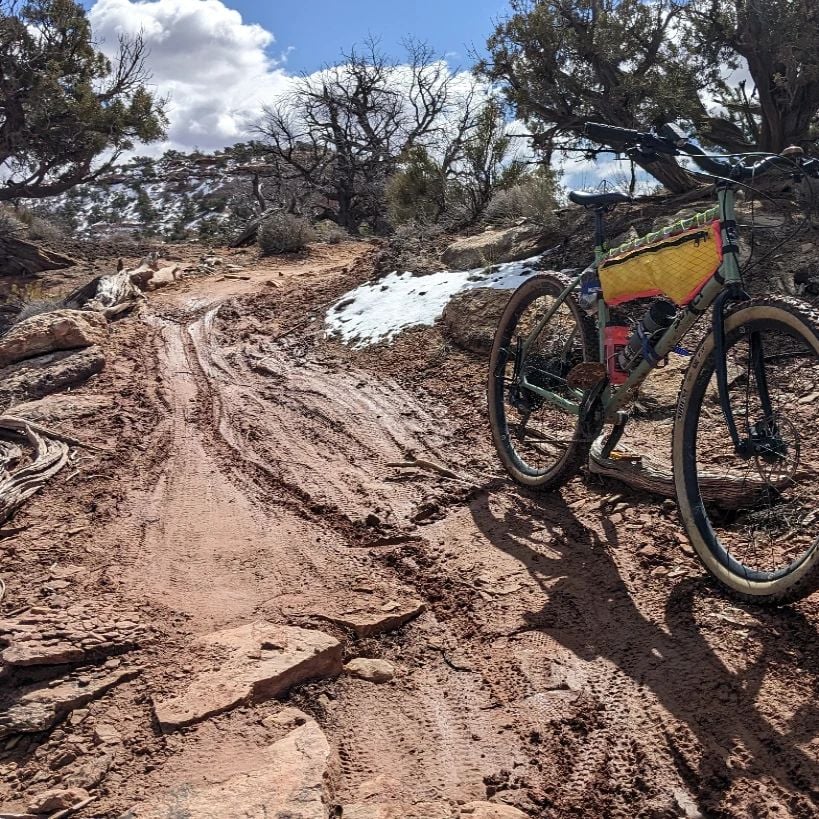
[488,121,819,605]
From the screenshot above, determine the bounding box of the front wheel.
[673,297,819,604]
[488,272,598,490]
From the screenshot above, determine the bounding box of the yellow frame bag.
[599,220,723,306]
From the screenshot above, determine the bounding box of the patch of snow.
[326,255,544,348]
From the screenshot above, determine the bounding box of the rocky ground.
[0,237,818,818]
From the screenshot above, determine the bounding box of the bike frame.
[517,185,744,424]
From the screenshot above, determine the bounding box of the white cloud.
[89,0,295,152]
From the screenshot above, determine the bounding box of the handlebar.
[583,121,818,181]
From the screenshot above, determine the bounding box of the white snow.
[325,255,544,348]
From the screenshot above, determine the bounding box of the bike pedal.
[567,362,607,389]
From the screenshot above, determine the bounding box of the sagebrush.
[257,212,315,255]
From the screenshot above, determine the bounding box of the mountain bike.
[488,122,819,604]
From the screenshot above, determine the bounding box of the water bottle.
[604,323,630,385]
[618,299,677,372]
[579,269,602,313]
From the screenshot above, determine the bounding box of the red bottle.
[604,324,630,385]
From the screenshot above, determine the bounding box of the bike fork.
[713,287,776,454]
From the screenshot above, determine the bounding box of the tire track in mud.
[189,302,461,529]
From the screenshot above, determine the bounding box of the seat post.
[593,207,607,253]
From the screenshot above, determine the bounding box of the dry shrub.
[485,174,559,228]
[0,282,60,336]
[257,212,315,255]
[376,220,448,275]
[0,207,26,239]
[313,220,347,244]
[25,215,64,243]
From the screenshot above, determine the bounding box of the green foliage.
[135,190,158,226]
[447,100,525,226]
[480,0,712,191]
[386,147,445,226]
[258,212,315,255]
[686,0,819,151]
[197,216,234,246]
[0,0,166,202]
[483,2,704,131]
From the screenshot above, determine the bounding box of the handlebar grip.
[584,122,641,145]
[684,150,734,178]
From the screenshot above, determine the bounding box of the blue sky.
[227,0,510,72]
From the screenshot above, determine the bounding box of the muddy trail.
[2,241,819,818]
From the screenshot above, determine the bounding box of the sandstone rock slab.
[0,310,107,368]
[11,393,114,424]
[441,224,550,270]
[441,288,510,354]
[344,658,395,683]
[342,804,453,819]
[314,597,425,637]
[0,346,105,406]
[145,265,180,291]
[461,802,530,818]
[0,667,141,739]
[121,719,331,819]
[342,801,530,818]
[0,604,145,668]
[27,786,89,815]
[152,622,342,730]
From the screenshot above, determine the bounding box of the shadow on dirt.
[469,486,819,813]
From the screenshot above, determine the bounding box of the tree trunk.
[636,155,698,194]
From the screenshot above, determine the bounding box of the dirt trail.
[3,241,819,818]
[96,244,524,813]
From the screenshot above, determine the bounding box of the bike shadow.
[468,484,819,812]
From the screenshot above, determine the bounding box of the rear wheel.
[673,297,819,604]
[488,273,598,489]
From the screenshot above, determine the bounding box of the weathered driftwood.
[83,270,144,318]
[588,437,780,509]
[0,416,70,525]
[0,236,75,277]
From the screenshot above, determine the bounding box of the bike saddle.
[568,190,631,208]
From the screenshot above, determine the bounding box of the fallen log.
[0,416,70,525]
[588,437,782,509]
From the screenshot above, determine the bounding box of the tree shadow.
[469,485,819,813]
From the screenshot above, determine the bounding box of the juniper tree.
[0,0,166,202]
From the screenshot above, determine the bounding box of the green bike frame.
[517,186,742,423]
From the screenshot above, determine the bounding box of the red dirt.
[1,239,818,818]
